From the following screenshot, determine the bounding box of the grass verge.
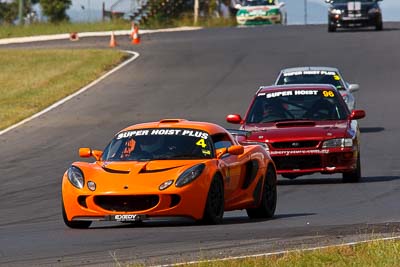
[0,49,127,130]
[169,238,400,267]
[0,16,237,39]
[0,21,133,39]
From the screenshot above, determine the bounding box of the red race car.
[227,84,366,182]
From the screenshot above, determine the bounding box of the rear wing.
[227,129,269,150]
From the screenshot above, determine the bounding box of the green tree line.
[0,0,71,24]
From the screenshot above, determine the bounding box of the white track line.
[0,26,202,45]
[153,235,400,267]
[0,50,139,137]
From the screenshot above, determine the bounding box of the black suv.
[325,0,383,32]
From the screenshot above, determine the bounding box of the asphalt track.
[1,23,400,266]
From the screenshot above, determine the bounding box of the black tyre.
[246,165,277,219]
[342,153,361,183]
[201,176,224,224]
[375,20,383,31]
[62,199,91,229]
[328,24,336,32]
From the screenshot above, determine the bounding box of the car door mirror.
[228,145,244,155]
[226,114,243,124]
[349,110,366,120]
[348,84,359,92]
[79,148,103,161]
[216,145,244,159]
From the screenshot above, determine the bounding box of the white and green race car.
[235,0,287,25]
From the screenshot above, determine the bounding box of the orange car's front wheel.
[201,175,224,224]
[62,199,92,229]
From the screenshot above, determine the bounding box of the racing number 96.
[323,91,335,97]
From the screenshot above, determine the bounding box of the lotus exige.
[62,119,277,228]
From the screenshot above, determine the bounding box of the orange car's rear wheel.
[62,199,92,229]
[246,165,277,219]
[201,175,224,224]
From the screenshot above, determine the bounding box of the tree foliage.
[0,1,18,24]
[39,0,72,23]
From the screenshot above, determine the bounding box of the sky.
[64,0,400,24]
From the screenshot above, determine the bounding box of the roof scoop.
[159,119,187,123]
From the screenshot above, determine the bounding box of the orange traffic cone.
[109,31,117,48]
[132,25,141,45]
[69,32,79,41]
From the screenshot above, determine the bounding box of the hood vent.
[275,121,316,128]
[139,165,183,174]
[102,166,130,174]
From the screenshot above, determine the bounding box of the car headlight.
[67,166,85,189]
[175,164,205,188]
[368,8,380,14]
[322,138,353,148]
[330,9,342,15]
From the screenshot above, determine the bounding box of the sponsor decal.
[322,90,335,98]
[259,90,319,98]
[270,149,330,156]
[114,214,141,222]
[283,70,337,77]
[202,149,211,155]
[117,128,209,140]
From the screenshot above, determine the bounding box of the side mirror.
[216,145,244,159]
[226,114,243,124]
[235,4,242,9]
[228,145,244,155]
[349,110,366,120]
[79,148,103,161]
[348,84,359,93]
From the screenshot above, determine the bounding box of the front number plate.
[114,214,140,222]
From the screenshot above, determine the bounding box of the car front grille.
[272,155,321,170]
[94,195,159,212]
[271,141,319,149]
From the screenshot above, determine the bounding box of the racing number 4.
[196,139,207,148]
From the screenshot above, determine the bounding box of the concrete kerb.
[0,26,202,45]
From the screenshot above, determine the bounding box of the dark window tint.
[246,90,348,123]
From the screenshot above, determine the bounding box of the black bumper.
[329,13,381,28]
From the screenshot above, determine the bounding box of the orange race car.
[62,119,277,228]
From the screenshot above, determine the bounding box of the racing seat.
[305,99,337,120]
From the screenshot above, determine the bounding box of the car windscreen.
[330,0,372,3]
[246,89,349,123]
[102,128,213,161]
[242,0,276,6]
[277,71,345,90]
